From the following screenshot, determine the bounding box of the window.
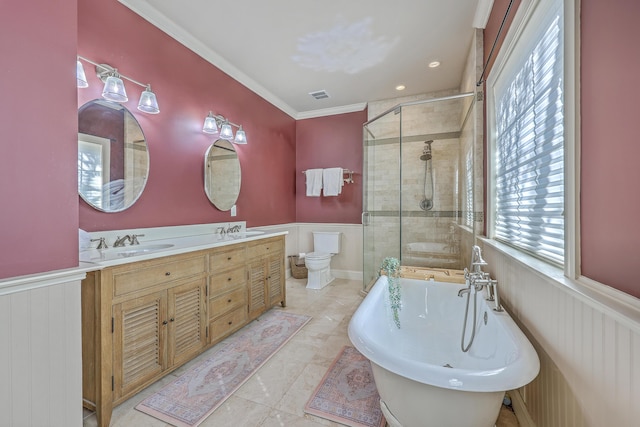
[488,0,565,265]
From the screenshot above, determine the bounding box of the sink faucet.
[114,235,132,247]
[217,224,242,236]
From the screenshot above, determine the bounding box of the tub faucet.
[470,245,488,273]
[457,287,471,297]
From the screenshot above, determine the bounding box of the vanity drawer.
[209,307,247,343]
[210,267,246,296]
[209,286,247,316]
[209,245,246,271]
[247,237,283,260]
[112,254,207,296]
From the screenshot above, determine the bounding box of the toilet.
[305,231,341,289]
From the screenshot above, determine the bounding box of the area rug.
[304,346,385,427]
[136,309,311,427]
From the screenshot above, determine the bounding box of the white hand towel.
[322,168,344,196]
[305,169,323,196]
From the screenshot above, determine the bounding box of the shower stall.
[362,92,481,288]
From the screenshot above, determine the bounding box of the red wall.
[77,0,297,231]
[580,0,640,298]
[0,0,79,279]
[296,111,367,224]
[484,0,640,298]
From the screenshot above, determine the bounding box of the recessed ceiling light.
[429,61,441,68]
[395,85,406,91]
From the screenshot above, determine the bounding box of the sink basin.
[114,243,174,257]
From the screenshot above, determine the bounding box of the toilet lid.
[305,251,331,260]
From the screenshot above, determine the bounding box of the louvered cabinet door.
[167,278,207,367]
[112,291,167,401]
[267,252,285,308]
[247,259,267,320]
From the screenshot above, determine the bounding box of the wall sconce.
[76,55,160,114]
[202,112,247,145]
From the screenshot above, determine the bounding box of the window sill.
[479,237,640,335]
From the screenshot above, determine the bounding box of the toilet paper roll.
[298,252,306,259]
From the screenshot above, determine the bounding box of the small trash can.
[289,255,308,279]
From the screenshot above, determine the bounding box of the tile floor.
[83,277,519,427]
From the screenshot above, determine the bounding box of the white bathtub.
[348,275,539,427]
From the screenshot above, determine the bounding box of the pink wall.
[580,0,640,298]
[0,0,79,279]
[77,0,297,231]
[296,111,367,224]
[484,0,640,298]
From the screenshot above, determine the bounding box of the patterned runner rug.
[305,346,386,427]
[136,309,311,427]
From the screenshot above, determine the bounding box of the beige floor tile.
[84,278,518,427]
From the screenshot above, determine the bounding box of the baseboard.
[510,389,536,427]
[332,269,363,281]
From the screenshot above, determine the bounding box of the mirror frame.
[77,99,150,213]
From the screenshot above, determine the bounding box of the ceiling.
[119,0,491,119]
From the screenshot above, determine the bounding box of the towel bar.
[302,168,356,184]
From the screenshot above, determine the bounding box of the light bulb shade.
[137,86,160,114]
[233,127,247,144]
[102,75,128,102]
[219,122,234,140]
[76,60,88,88]
[203,113,218,134]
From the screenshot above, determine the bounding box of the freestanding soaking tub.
[348,275,539,427]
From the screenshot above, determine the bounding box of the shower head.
[420,140,433,161]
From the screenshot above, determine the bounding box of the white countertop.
[80,230,287,269]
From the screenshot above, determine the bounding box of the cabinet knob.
[227,256,232,260]
[170,318,175,322]
[227,277,232,281]
[162,320,168,325]
[227,299,232,303]
[165,272,171,276]
[228,321,233,325]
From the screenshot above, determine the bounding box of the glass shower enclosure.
[362,92,480,289]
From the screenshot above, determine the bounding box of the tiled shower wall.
[364,29,483,272]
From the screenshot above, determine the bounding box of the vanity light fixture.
[76,55,160,114]
[76,60,88,88]
[202,112,248,145]
[234,126,247,145]
[202,112,219,134]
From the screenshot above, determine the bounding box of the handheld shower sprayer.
[420,140,434,210]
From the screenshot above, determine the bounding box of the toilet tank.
[313,231,341,254]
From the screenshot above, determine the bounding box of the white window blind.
[493,3,564,265]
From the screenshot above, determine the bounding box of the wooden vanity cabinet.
[208,245,248,343]
[111,277,208,400]
[247,236,286,320]
[82,251,208,427]
[82,234,286,427]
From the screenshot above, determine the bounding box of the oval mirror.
[78,100,149,212]
[204,139,241,211]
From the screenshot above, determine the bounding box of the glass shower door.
[362,108,401,290]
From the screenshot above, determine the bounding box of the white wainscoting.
[0,271,84,427]
[480,240,640,427]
